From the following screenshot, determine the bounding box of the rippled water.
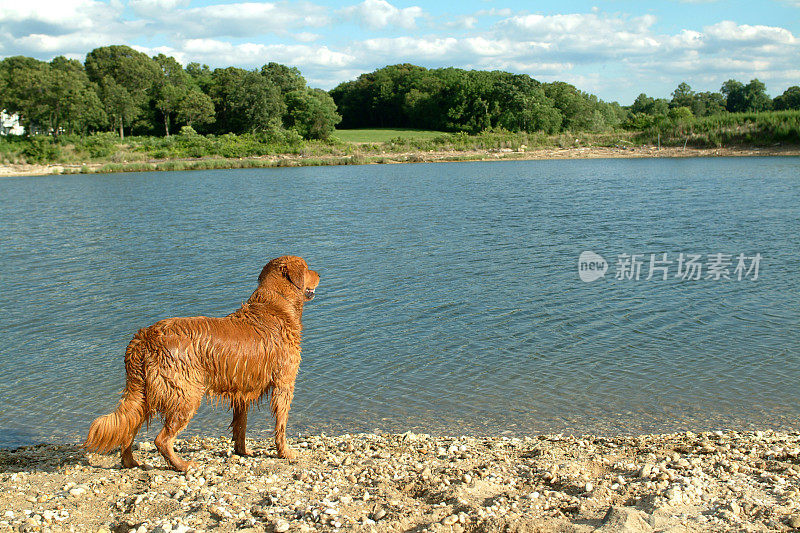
[1,158,798,448]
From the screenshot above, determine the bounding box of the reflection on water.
[1,158,798,448]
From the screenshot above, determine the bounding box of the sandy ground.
[2,430,799,532]
[1,145,798,178]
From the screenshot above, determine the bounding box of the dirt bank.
[1,144,798,178]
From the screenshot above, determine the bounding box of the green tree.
[98,76,138,139]
[630,93,668,116]
[670,82,695,109]
[175,89,215,129]
[668,106,693,122]
[85,46,160,136]
[208,67,285,133]
[154,84,185,136]
[47,56,106,135]
[693,91,726,116]
[630,93,654,115]
[285,88,341,139]
[773,86,800,110]
[743,79,771,112]
[185,62,213,93]
[261,63,306,94]
[721,79,746,112]
[0,56,48,133]
[153,53,187,86]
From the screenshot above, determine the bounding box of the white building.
[1,110,24,135]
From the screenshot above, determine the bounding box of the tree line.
[2,50,799,141]
[330,64,626,134]
[330,64,800,134]
[0,46,341,140]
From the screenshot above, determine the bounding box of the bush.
[78,132,119,158]
[22,136,60,163]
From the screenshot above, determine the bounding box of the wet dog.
[84,256,319,471]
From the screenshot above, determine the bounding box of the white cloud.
[128,0,190,16]
[443,16,477,30]
[0,0,138,57]
[171,39,355,68]
[340,0,424,30]
[294,32,322,43]
[359,36,458,58]
[703,21,795,44]
[0,0,120,32]
[151,2,330,38]
[494,12,661,60]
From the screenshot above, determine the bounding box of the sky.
[1,0,798,104]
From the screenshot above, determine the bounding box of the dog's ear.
[281,259,306,291]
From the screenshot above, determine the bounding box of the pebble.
[2,432,797,532]
[442,514,459,525]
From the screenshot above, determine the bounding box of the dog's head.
[259,256,320,302]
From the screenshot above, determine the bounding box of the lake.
[0,157,798,448]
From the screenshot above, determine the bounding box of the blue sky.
[1,0,798,104]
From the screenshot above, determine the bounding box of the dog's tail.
[84,335,149,453]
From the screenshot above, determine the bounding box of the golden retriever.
[83,255,320,471]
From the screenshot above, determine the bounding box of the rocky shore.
[1,144,798,178]
[2,430,800,532]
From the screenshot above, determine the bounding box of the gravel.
[1,429,799,532]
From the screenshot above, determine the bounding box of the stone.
[273,519,290,532]
[442,514,459,526]
[596,506,654,533]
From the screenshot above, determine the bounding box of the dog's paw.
[279,448,298,462]
[234,447,254,457]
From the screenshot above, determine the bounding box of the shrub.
[78,132,119,158]
[22,136,60,163]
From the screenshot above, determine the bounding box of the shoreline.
[1,144,799,178]
[1,430,798,532]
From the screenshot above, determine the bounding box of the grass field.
[332,128,450,143]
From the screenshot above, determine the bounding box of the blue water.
[0,158,798,448]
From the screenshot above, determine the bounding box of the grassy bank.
[1,114,799,176]
[635,110,800,147]
[332,128,449,143]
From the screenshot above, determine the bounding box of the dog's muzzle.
[305,288,316,300]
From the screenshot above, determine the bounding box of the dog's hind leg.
[154,403,199,472]
[270,386,296,461]
[232,402,252,456]
[121,421,144,468]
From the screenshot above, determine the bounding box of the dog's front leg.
[271,386,296,461]
[232,403,252,456]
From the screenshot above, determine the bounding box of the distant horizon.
[2,0,799,105]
